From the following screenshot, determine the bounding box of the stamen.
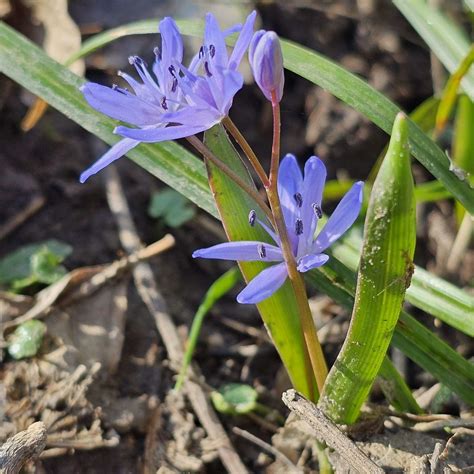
[129,56,146,67]
[153,46,162,60]
[295,219,304,235]
[204,61,213,77]
[168,65,176,77]
[198,46,205,58]
[293,192,303,208]
[248,210,256,227]
[209,44,216,58]
[171,77,178,93]
[258,244,266,259]
[112,84,127,94]
[161,97,168,110]
[312,203,323,219]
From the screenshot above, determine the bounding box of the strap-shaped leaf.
[319,113,417,423]
[203,124,317,399]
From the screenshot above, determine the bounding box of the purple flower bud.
[249,30,284,102]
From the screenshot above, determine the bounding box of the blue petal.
[298,156,326,256]
[81,83,162,126]
[204,13,228,69]
[115,123,210,142]
[159,17,183,66]
[313,181,364,253]
[228,11,257,70]
[277,154,303,251]
[162,107,218,126]
[249,30,265,65]
[193,241,283,262]
[237,262,288,304]
[297,253,329,273]
[80,138,139,183]
[218,68,244,115]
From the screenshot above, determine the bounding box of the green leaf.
[0,240,71,290]
[307,262,474,406]
[6,14,473,212]
[148,188,196,228]
[378,357,423,415]
[7,320,47,360]
[204,124,317,400]
[211,383,258,415]
[319,113,416,423]
[436,46,474,134]
[175,267,241,391]
[393,0,474,99]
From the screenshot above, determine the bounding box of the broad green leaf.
[307,262,474,406]
[203,124,317,400]
[148,188,196,228]
[378,357,423,414]
[11,15,474,213]
[319,113,416,423]
[436,46,474,134]
[175,267,241,391]
[393,0,474,99]
[7,320,47,360]
[0,240,71,291]
[211,383,258,415]
[332,236,474,337]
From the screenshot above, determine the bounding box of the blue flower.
[249,30,284,102]
[80,11,256,183]
[193,154,364,304]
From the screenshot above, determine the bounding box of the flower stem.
[187,135,274,226]
[222,116,270,188]
[266,92,328,397]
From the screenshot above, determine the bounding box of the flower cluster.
[193,155,363,303]
[80,11,256,183]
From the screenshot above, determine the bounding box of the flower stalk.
[265,92,328,396]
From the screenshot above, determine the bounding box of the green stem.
[222,116,270,188]
[266,92,328,397]
[187,135,274,225]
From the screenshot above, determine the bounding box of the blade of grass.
[319,113,417,423]
[175,267,241,391]
[435,45,474,135]
[378,357,423,415]
[393,0,474,99]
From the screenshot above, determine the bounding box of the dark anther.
[248,210,256,227]
[112,84,127,95]
[258,244,266,259]
[209,44,216,58]
[293,192,303,208]
[171,77,178,93]
[199,46,204,58]
[204,61,213,77]
[168,65,176,77]
[312,203,323,219]
[161,97,168,110]
[153,47,162,60]
[295,219,304,236]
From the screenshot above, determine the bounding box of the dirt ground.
[1,0,473,472]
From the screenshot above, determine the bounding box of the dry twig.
[0,422,46,474]
[103,165,248,474]
[282,389,384,474]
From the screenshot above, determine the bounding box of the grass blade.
[393,0,474,98]
[319,113,416,423]
[175,267,241,391]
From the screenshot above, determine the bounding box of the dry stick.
[103,166,248,474]
[0,422,47,474]
[282,390,384,474]
[446,213,473,273]
[232,427,301,473]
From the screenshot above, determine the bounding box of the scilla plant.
[1,5,472,426]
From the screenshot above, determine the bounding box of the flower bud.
[249,30,284,103]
